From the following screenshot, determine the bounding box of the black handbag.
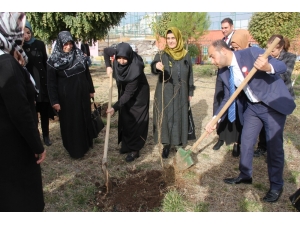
[289,188,300,211]
[188,104,196,140]
[91,98,104,138]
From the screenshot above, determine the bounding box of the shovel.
[175,37,281,171]
[102,59,114,193]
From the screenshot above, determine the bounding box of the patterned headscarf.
[163,27,187,61]
[231,29,250,50]
[47,31,86,77]
[0,12,28,64]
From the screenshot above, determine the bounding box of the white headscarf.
[0,12,28,64]
[0,12,37,92]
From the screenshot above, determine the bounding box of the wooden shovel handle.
[103,62,113,162]
[191,37,281,152]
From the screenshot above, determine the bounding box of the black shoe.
[253,147,266,157]
[263,188,283,202]
[119,148,131,154]
[43,136,52,146]
[125,151,140,162]
[213,140,224,150]
[232,143,240,157]
[224,177,252,184]
[162,145,170,158]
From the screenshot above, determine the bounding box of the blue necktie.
[228,66,236,122]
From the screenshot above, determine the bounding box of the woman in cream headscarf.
[230,29,250,51]
[151,27,195,158]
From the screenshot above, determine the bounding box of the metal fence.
[108,12,254,39]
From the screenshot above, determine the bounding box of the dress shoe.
[224,177,252,184]
[213,140,224,150]
[162,145,170,158]
[253,147,266,157]
[232,143,240,157]
[43,136,52,146]
[263,188,283,202]
[125,151,140,162]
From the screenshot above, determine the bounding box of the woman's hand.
[155,62,164,71]
[13,50,25,66]
[106,67,113,76]
[53,104,61,112]
[106,107,115,116]
[35,150,46,164]
[90,93,94,98]
[189,96,192,101]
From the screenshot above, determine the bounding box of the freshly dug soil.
[93,166,175,212]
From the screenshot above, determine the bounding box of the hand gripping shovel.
[102,58,114,193]
[175,37,281,171]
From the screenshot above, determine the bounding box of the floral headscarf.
[47,31,86,77]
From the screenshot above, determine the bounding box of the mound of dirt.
[92,166,175,212]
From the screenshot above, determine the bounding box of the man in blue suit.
[205,40,296,202]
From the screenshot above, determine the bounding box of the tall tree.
[248,12,300,48]
[168,12,210,49]
[149,12,172,39]
[26,12,126,44]
[150,12,210,50]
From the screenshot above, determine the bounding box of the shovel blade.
[174,147,195,171]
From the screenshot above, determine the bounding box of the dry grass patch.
[39,64,300,212]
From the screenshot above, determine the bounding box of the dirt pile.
[92,166,175,212]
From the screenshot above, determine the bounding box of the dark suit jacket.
[215,47,296,125]
[213,34,234,116]
[278,50,296,98]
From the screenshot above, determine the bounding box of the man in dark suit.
[205,40,296,203]
[221,17,234,49]
[212,17,236,151]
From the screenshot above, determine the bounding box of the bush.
[187,44,200,58]
[193,64,217,77]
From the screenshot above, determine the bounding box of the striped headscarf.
[0,12,28,64]
[0,12,37,92]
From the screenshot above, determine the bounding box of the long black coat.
[0,54,45,211]
[104,47,150,152]
[47,61,95,159]
[23,39,54,118]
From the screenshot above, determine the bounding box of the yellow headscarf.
[164,27,187,61]
[231,29,250,50]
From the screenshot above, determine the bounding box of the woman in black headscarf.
[23,20,55,146]
[47,31,95,159]
[104,42,150,162]
[0,12,46,212]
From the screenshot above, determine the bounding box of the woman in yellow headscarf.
[151,27,195,158]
